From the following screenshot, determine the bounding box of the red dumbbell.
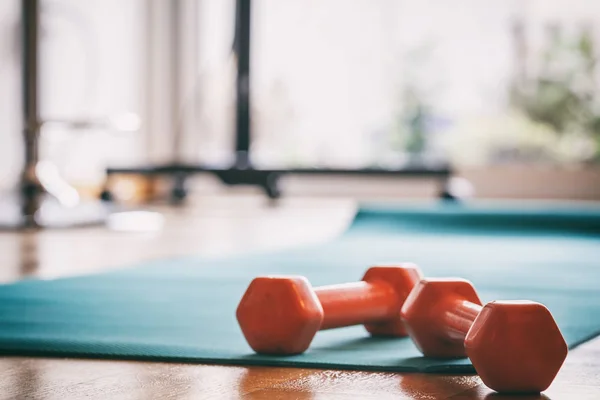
[236,264,422,354]
[400,278,568,393]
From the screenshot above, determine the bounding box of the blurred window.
[195,0,600,169]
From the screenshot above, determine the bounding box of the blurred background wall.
[1,0,599,201]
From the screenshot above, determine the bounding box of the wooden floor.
[0,196,598,400]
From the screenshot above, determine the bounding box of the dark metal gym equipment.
[1,0,158,230]
[101,0,458,203]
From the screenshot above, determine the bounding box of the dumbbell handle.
[315,281,399,330]
[439,297,483,343]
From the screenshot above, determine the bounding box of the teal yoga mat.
[1,203,600,373]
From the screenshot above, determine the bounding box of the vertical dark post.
[21,0,41,227]
[234,0,252,168]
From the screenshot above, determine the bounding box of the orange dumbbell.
[400,278,568,393]
[236,264,422,354]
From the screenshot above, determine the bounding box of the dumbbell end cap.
[465,301,568,393]
[236,276,324,355]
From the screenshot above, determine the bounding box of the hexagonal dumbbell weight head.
[400,278,568,393]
